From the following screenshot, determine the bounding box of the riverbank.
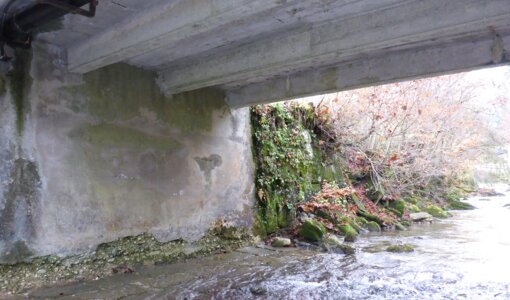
[251,103,476,250]
[0,223,252,295]
[13,193,510,299]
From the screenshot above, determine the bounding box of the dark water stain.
[7,49,33,136]
[0,158,41,263]
[194,154,222,188]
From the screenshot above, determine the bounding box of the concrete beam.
[67,0,277,73]
[225,33,510,107]
[68,0,399,73]
[158,0,510,95]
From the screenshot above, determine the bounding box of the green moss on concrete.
[0,225,252,294]
[70,63,225,133]
[69,123,181,150]
[8,50,33,135]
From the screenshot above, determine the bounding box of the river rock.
[424,205,448,218]
[366,221,381,232]
[386,244,415,253]
[409,212,433,222]
[299,219,326,242]
[389,199,406,217]
[477,188,505,197]
[321,234,342,252]
[395,222,407,231]
[447,200,475,210]
[250,285,267,295]
[338,225,358,242]
[271,237,292,247]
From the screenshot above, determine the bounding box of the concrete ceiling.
[27,0,510,106]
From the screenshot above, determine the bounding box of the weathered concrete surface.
[0,44,254,262]
[34,0,510,106]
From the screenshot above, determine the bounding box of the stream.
[23,191,510,299]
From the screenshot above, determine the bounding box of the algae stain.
[76,63,226,133]
[320,68,338,90]
[194,154,222,188]
[7,50,33,136]
[69,123,182,150]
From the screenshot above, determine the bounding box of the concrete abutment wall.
[0,44,255,263]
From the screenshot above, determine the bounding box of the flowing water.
[23,191,510,299]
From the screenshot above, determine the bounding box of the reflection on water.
[28,193,510,299]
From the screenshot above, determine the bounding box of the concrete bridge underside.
[1,0,510,262]
[38,0,510,106]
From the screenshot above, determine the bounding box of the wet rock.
[395,223,406,231]
[320,234,356,254]
[249,285,267,296]
[338,225,357,242]
[409,212,433,222]
[320,234,342,252]
[477,188,505,197]
[386,244,415,253]
[366,221,381,232]
[362,244,387,253]
[295,241,321,251]
[479,198,490,201]
[271,237,291,247]
[297,212,314,222]
[447,200,475,210]
[424,205,448,218]
[503,203,510,208]
[338,244,356,255]
[299,220,326,242]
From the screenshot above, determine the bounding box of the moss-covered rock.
[447,200,475,210]
[252,104,330,235]
[338,243,356,255]
[299,220,326,241]
[386,244,415,253]
[394,222,406,231]
[320,233,341,251]
[407,204,421,213]
[424,205,448,218]
[403,196,419,205]
[389,199,406,217]
[366,221,381,232]
[338,224,358,242]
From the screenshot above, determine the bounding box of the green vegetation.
[251,104,326,235]
[0,223,251,293]
[251,102,476,246]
